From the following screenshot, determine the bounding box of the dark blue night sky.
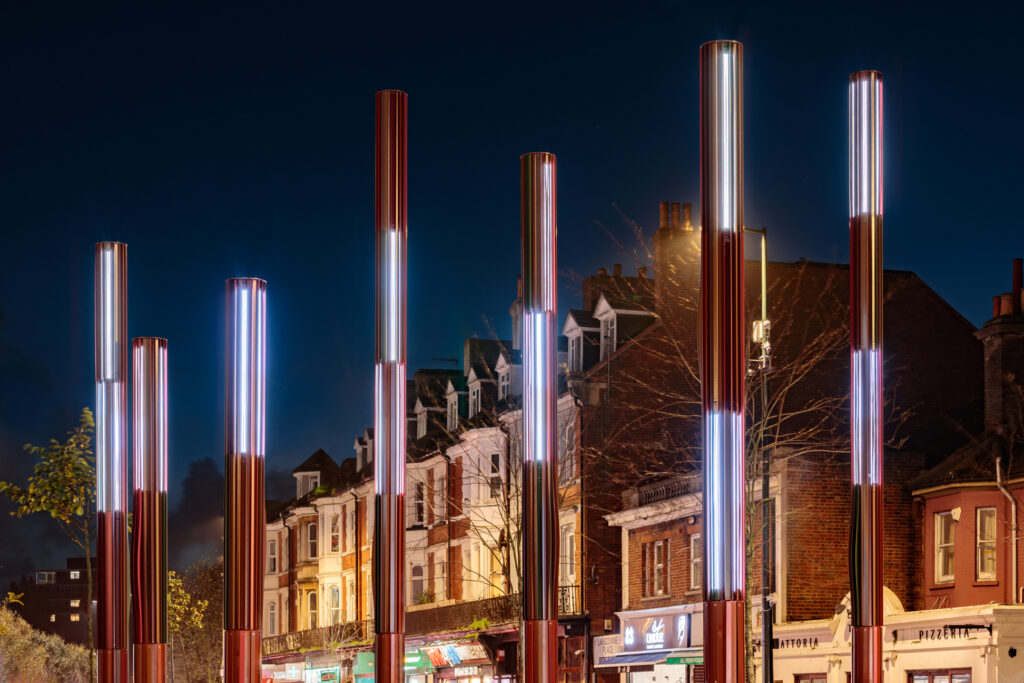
[1,2,1022,581]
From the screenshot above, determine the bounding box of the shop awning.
[596,652,668,668]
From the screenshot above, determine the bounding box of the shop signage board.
[892,623,991,643]
[666,655,703,666]
[353,652,374,677]
[403,650,434,674]
[622,612,692,653]
[423,642,489,667]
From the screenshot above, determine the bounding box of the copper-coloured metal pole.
[373,89,407,683]
[520,151,559,683]
[132,337,168,682]
[699,40,745,683]
[849,69,884,683]
[95,241,130,682]
[224,277,267,683]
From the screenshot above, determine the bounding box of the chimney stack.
[682,203,693,230]
[613,263,622,277]
[977,257,1024,428]
[670,203,681,230]
[659,202,669,229]
[597,267,607,276]
[1013,258,1022,315]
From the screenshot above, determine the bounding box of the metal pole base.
[852,625,883,683]
[223,629,262,683]
[132,643,167,683]
[523,619,557,683]
[375,632,405,683]
[97,648,130,683]
[704,600,744,683]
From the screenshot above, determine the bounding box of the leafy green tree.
[0,605,90,682]
[0,407,97,682]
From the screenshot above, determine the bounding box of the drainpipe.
[996,456,1018,604]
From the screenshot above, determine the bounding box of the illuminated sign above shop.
[622,612,691,652]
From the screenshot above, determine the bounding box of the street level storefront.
[595,604,705,683]
[757,602,1024,683]
[422,640,493,682]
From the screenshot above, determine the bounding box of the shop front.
[595,604,705,683]
[423,641,494,682]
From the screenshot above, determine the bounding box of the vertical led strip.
[520,151,558,683]
[373,89,407,683]
[95,241,130,682]
[849,69,884,683]
[698,40,746,683]
[223,277,267,683]
[132,337,168,681]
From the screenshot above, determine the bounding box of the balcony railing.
[558,584,582,616]
[638,478,693,506]
[262,619,371,656]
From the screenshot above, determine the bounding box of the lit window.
[308,591,317,629]
[70,614,80,622]
[69,599,80,608]
[690,534,701,590]
[308,522,318,559]
[50,614,56,623]
[331,515,340,553]
[977,507,997,581]
[69,570,80,580]
[330,586,341,625]
[642,539,669,597]
[935,511,955,583]
[268,539,278,574]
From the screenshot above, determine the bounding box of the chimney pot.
[1001,293,1013,316]
[994,296,1002,318]
[637,266,647,279]
[613,264,622,277]
[659,202,669,229]
[682,203,693,230]
[597,267,607,276]
[1013,258,1022,315]
[670,203,681,230]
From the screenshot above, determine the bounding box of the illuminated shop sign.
[622,612,691,652]
[423,642,489,667]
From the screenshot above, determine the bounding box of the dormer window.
[417,412,427,439]
[364,445,372,468]
[469,387,481,417]
[447,395,458,431]
[568,334,582,372]
[297,473,320,498]
[499,370,510,399]
[600,315,616,360]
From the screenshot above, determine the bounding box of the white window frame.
[499,370,510,398]
[976,506,997,581]
[935,511,955,584]
[330,586,341,625]
[414,482,425,524]
[330,515,340,553]
[411,564,424,602]
[435,473,447,521]
[470,386,481,417]
[600,316,616,360]
[345,504,356,553]
[308,522,318,559]
[69,570,80,580]
[489,453,502,499]
[690,534,701,590]
[560,524,576,583]
[569,334,582,372]
[417,412,427,438]
[268,539,278,574]
[268,601,277,635]
[308,591,318,629]
[346,576,356,621]
[447,396,458,430]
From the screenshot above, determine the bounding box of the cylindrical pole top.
[699,40,743,236]
[849,70,883,219]
[95,241,127,383]
[133,337,168,493]
[521,152,557,314]
[225,278,267,458]
[376,90,408,235]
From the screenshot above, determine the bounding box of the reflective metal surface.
[95,241,130,682]
[132,337,168,681]
[699,40,746,683]
[521,151,558,682]
[849,69,884,683]
[224,277,267,683]
[373,89,407,681]
[133,643,167,683]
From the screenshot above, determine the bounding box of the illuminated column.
[132,337,168,682]
[520,151,558,683]
[849,69,884,683]
[373,89,407,683]
[699,40,745,683]
[224,277,267,683]
[95,241,130,682]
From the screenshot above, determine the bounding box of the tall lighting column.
[95,241,129,682]
[373,88,408,683]
[520,151,558,683]
[849,69,884,683]
[224,277,267,683]
[699,40,745,683]
[132,337,168,682]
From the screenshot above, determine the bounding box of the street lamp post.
[95,241,130,683]
[373,88,408,683]
[699,40,746,683]
[224,277,267,683]
[849,69,884,683]
[520,151,559,683]
[132,336,168,682]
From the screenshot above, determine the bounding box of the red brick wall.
[625,518,702,610]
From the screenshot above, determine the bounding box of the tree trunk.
[84,524,95,683]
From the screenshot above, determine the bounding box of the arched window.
[308,522,318,559]
[268,601,277,635]
[308,591,317,629]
